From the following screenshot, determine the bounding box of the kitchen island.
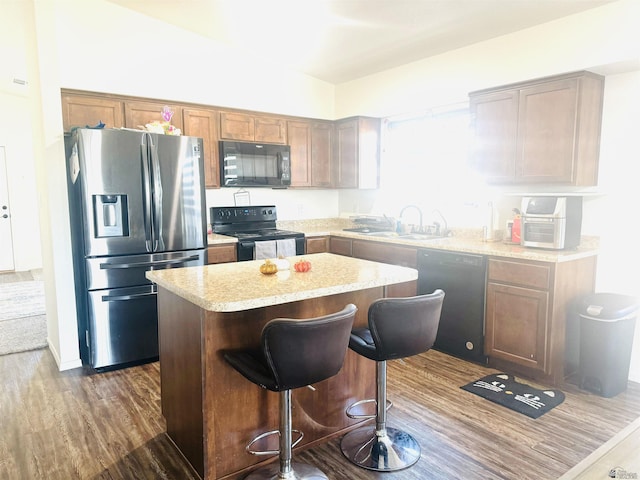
[146,253,417,480]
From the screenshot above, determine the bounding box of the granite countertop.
[325,230,599,263]
[207,218,598,263]
[146,252,418,312]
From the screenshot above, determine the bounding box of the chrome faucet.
[431,209,449,236]
[399,205,424,233]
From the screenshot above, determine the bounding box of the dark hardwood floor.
[1,347,639,479]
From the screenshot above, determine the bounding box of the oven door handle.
[240,241,255,249]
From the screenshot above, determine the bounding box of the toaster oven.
[521,196,582,250]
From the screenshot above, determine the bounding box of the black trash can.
[577,293,639,398]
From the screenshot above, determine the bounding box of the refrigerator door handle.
[99,254,202,270]
[101,285,157,302]
[141,135,154,252]
[148,134,163,252]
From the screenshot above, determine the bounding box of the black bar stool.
[340,290,444,472]
[224,303,357,480]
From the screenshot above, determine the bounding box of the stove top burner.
[226,229,305,240]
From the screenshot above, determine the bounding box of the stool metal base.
[245,461,328,480]
[340,425,421,472]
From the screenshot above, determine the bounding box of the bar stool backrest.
[368,289,445,361]
[262,303,357,391]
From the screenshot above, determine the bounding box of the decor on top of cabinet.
[141,106,182,135]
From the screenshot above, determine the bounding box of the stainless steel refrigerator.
[65,128,207,371]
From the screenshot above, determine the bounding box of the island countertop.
[146,252,417,312]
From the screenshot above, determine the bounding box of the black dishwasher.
[417,249,487,364]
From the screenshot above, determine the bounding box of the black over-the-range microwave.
[220,141,291,188]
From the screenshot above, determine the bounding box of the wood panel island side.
[146,253,418,480]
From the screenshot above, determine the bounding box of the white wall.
[0,3,42,272]
[54,0,336,119]
[206,189,339,222]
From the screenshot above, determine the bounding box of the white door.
[0,146,15,272]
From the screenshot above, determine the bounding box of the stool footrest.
[246,429,304,456]
[345,398,393,419]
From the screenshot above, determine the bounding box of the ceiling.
[108,0,615,84]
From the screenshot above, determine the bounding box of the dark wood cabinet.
[61,90,380,192]
[329,236,353,257]
[220,111,286,144]
[329,236,416,297]
[61,94,124,131]
[306,236,329,254]
[470,71,604,186]
[288,120,333,188]
[124,101,183,131]
[183,108,220,189]
[485,259,551,373]
[206,244,237,264]
[334,117,380,189]
[352,240,417,268]
[485,255,597,384]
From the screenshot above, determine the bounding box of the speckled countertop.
[208,218,599,264]
[146,252,417,312]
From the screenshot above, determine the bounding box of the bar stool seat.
[340,290,444,472]
[224,303,357,480]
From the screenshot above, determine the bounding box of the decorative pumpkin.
[294,259,312,273]
[259,259,278,275]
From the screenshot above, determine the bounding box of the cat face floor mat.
[461,373,565,419]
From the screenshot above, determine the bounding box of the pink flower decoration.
[161,106,174,122]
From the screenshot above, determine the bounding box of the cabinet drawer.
[488,259,550,290]
[352,240,417,268]
[329,237,352,257]
[207,244,237,264]
[306,236,328,254]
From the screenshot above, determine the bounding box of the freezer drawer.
[87,284,159,370]
[85,249,206,290]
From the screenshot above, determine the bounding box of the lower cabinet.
[329,236,353,257]
[329,236,416,297]
[306,236,329,254]
[485,256,596,384]
[207,244,237,264]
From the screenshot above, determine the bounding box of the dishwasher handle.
[419,250,485,268]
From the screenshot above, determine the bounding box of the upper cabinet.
[61,94,124,131]
[182,108,220,189]
[470,71,604,186]
[60,90,381,191]
[124,101,183,131]
[334,116,381,189]
[220,111,287,144]
[287,119,333,188]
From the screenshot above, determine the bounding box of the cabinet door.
[288,120,312,187]
[125,101,183,131]
[255,116,287,144]
[310,122,333,187]
[334,119,358,188]
[329,237,352,257]
[306,236,328,254]
[517,78,578,183]
[485,282,549,372]
[61,94,124,131]
[207,244,237,264]
[352,240,417,268]
[470,90,518,183]
[183,108,220,189]
[219,112,254,141]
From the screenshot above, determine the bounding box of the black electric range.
[210,206,305,261]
